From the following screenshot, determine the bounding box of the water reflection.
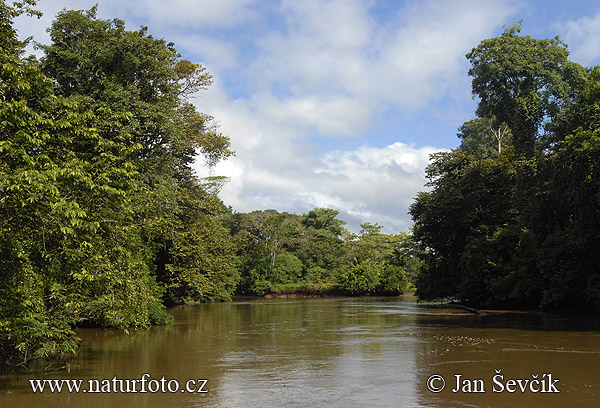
[1,297,599,407]
[413,308,600,407]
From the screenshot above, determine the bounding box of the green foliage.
[295,226,346,281]
[273,251,303,284]
[412,27,600,310]
[158,186,239,304]
[301,207,346,237]
[304,266,330,283]
[38,6,238,306]
[411,150,517,302]
[223,210,303,294]
[269,282,336,295]
[0,3,234,369]
[248,270,273,296]
[458,117,513,157]
[535,129,600,309]
[338,259,382,295]
[225,208,419,296]
[466,23,586,158]
[378,265,410,295]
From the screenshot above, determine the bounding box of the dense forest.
[2,1,600,371]
[410,22,600,311]
[0,2,239,368]
[221,208,419,297]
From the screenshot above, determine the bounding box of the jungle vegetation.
[1,1,237,368]
[410,22,600,310]
[2,1,600,371]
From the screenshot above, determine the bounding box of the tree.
[466,21,586,158]
[536,128,600,308]
[224,210,303,294]
[273,251,304,284]
[337,259,382,295]
[297,208,347,282]
[301,207,346,237]
[224,208,416,296]
[412,26,600,310]
[1,3,236,369]
[340,223,414,295]
[156,185,239,305]
[1,0,173,368]
[1,0,82,367]
[410,150,517,304]
[40,7,236,305]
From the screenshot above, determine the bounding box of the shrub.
[338,260,382,295]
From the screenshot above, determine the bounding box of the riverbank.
[234,282,417,299]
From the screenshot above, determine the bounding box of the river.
[1,296,599,407]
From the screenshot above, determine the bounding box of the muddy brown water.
[1,296,599,407]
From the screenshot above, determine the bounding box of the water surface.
[1,297,599,407]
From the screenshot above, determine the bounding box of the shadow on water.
[417,302,600,333]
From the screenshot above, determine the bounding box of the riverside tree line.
[1,2,599,370]
[0,2,416,369]
[410,22,600,311]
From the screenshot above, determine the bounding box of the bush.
[251,279,273,296]
[337,260,382,295]
[378,265,410,295]
[304,266,329,283]
[273,252,303,283]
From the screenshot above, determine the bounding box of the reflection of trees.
[413,310,600,407]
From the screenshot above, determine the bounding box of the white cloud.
[308,142,442,231]
[560,12,600,66]
[193,0,515,232]
[253,93,374,137]
[250,0,374,92]
[14,0,519,232]
[248,0,517,109]
[198,80,444,232]
[14,0,255,65]
[103,0,260,29]
[13,0,97,54]
[169,34,240,70]
[211,140,442,233]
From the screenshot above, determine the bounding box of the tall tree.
[1,0,173,368]
[40,7,236,305]
[1,3,236,369]
[466,21,586,158]
[411,26,600,310]
[457,117,512,157]
[410,150,517,304]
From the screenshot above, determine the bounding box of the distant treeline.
[410,22,600,311]
[221,208,420,297]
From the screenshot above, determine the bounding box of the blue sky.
[15,0,600,232]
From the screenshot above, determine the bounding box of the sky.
[14,0,600,233]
